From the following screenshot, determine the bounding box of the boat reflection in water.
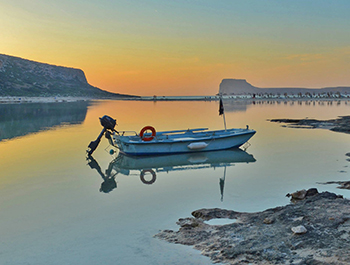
[87,148,256,200]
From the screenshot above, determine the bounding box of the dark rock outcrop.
[0,54,136,98]
[321,181,350,190]
[270,116,350,134]
[156,190,350,264]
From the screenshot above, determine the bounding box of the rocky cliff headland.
[219,79,350,97]
[0,54,135,98]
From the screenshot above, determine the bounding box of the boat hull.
[113,128,256,156]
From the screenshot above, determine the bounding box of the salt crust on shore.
[155,191,350,265]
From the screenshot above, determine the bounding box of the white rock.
[291,225,307,234]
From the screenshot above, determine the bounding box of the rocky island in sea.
[0,54,136,99]
[219,78,350,98]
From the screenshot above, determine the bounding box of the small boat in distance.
[87,115,256,156]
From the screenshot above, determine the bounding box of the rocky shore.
[269,116,350,134]
[155,189,350,264]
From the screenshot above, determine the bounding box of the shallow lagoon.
[0,99,349,265]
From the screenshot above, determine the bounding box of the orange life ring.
[139,126,156,141]
[140,169,156,184]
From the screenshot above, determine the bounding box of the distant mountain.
[219,79,350,95]
[0,54,137,98]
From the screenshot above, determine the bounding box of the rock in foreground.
[155,191,350,264]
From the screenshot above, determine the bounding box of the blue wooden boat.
[87,115,256,156]
[112,126,255,156]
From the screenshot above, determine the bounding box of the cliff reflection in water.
[87,148,256,200]
[0,101,90,141]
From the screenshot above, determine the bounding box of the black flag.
[219,98,224,115]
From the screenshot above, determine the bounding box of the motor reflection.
[87,155,117,193]
[87,148,256,199]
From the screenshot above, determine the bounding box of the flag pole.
[223,109,227,131]
[220,166,227,202]
[219,95,227,131]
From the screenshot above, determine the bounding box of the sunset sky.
[1,0,349,96]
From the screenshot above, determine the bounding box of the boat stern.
[112,132,124,152]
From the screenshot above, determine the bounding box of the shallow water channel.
[0,99,349,264]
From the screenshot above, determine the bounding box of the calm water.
[0,99,350,265]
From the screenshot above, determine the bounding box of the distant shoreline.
[0,96,92,104]
[1,94,350,104]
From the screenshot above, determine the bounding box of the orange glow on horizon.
[1,1,350,96]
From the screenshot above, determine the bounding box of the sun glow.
[1,1,350,96]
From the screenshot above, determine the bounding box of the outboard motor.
[100,115,117,131]
[87,115,117,155]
